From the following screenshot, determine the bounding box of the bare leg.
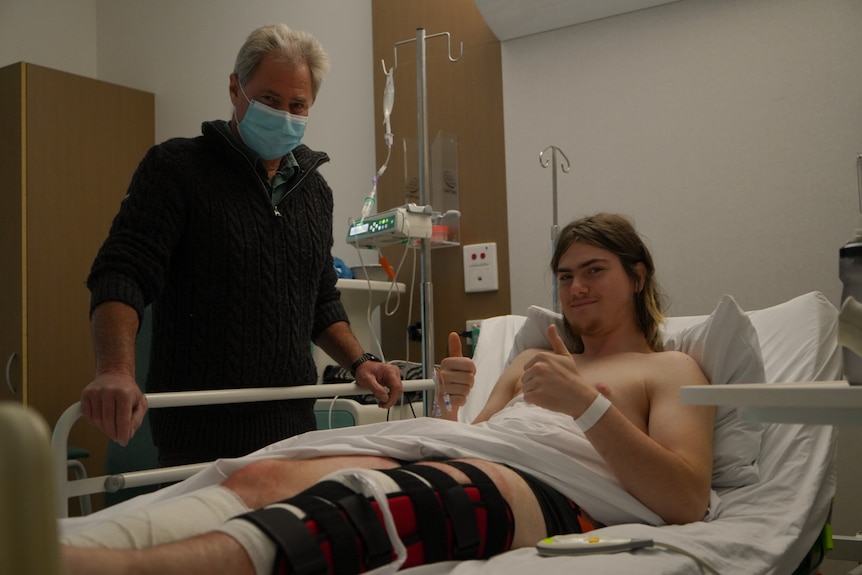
[63,532,254,575]
[221,454,402,509]
[62,456,546,573]
[60,455,402,551]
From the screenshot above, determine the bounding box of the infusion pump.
[346,204,433,249]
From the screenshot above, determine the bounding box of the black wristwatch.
[350,353,382,375]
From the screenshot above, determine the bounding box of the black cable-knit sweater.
[87,121,349,460]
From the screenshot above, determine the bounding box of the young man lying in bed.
[62,213,714,575]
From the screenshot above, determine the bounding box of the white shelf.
[680,381,862,424]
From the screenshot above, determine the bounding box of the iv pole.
[387,29,462,414]
[540,146,571,313]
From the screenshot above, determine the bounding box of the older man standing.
[82,24,402,466]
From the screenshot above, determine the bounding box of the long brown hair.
[552,213,665,352]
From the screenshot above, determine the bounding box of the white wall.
[0,0,98,77]
[502,0,862,317]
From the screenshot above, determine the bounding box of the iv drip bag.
[383,68,395,121]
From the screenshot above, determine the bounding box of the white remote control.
[536,534,654,556]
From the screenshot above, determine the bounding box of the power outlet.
[463,243,499,293]
[465,319,483,334]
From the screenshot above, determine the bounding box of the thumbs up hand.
[521,324,590,413]
[437,331,476,417]
[448,330,464,359]
[547,323,571,356]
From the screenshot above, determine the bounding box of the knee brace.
[221,460,515,575]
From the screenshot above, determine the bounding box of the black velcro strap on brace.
[238,506,328,575]
[300,479,368,573]
[306,477,393,570]
[377,468,449,563]
[400,463,481,560]
[287,493,360,575]
[336,491,393,570]
[240,479,385,575]
[442,460,513,558]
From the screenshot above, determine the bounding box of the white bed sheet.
[59,292,840,575]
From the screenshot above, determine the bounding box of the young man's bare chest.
[574,353,660,432]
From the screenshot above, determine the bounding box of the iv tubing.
[360,66,396,223]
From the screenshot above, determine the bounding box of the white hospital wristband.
[573,394,611,432]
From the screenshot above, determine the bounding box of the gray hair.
[233,24,330,99]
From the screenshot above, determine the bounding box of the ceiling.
[473,0,681,41]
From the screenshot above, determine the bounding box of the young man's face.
[555,241,643,338]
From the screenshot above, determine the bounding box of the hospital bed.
[0,290,852,574]
[449,290,842,575]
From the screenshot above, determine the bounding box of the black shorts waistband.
[506,466,597,536]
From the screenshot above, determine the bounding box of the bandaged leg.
[60,485,251,549]
[218,460,515,575]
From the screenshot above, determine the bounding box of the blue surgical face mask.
[236,83,307,160]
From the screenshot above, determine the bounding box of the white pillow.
[747,291,840,383]
[504,305,578,365]
[663,295,766,488]
[503,295,766,488]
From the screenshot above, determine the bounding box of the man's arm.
[81,301,147,446]
[579,352,713,524]
[314,321,403,408]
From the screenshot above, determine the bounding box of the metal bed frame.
[51,379,435,518]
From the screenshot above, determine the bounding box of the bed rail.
[52,379,435,518]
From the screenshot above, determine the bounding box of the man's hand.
[521,324,596,416]
[81,373,148,446]
[438,332,476,417]
[354,361,403,408]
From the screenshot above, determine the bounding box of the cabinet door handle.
[5,352,17,396]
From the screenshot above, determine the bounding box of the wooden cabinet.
[0,62,154,501]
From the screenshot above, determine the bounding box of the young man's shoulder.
[643,349,709,386]
[653,348,700,365]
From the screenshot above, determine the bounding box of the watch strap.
[350,353,381,375]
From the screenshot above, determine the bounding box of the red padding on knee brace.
[277,494,418,574]
[397,486,512,567]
